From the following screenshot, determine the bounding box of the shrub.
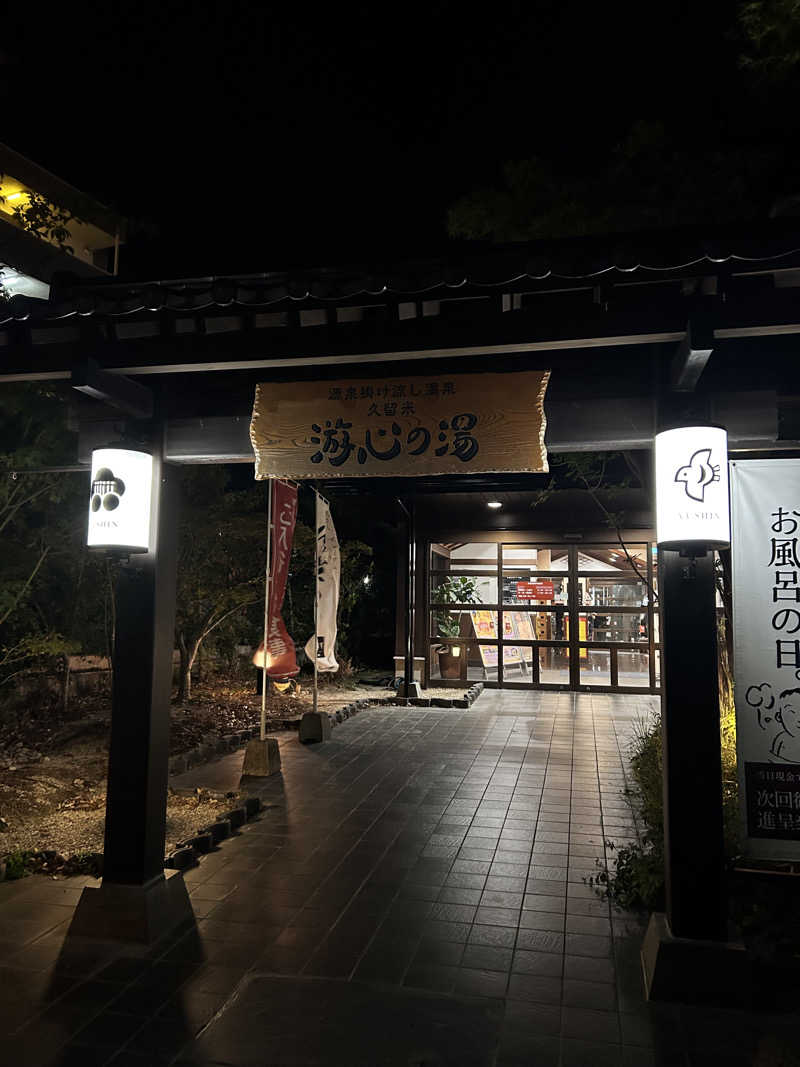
[2,849,33,880]
[588,713,666,913]
[0,848,103,880]
[590,687,740,915]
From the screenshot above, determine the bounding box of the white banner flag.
[305,495,340,672]
[731,458,800,861]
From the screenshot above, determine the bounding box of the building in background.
[0,142,125,299]
[1,224,799,696]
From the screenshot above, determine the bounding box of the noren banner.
[253,479,300,678]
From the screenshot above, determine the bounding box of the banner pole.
[313,487,319,717]
[261,476,273,742]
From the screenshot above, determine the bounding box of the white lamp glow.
[655,426,730,549]
[87,448,154,553]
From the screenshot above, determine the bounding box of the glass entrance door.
[427,540,659,693]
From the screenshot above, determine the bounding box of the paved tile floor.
[1,691,798,1065]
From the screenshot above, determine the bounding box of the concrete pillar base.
[642,912,750,1007]
[68,869,194,945]
[241,736,281,777]
[299,710,332,744]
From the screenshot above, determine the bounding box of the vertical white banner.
[731,458,800,861]
[305,496,340,672]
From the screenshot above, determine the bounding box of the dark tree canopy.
[448,4,800,243]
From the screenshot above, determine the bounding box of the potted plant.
[432,575,481,679]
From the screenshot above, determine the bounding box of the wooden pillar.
[70,436,193,941]
[102,446,178,884]
[404,497,416,696]
[659,548,726,940]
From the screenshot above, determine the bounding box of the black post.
[659,548,726,941]
[404,496,416,698]
[255,669,267,696]
[102,443,179,885]
[70,432,193,941]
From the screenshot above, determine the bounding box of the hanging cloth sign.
[305,495,340,672]
[250,370,550,479]
[731,458,800,861]
[253,480,300,678]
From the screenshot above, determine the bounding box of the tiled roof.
[3,222,800,325]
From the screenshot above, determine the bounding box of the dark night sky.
[1,2,750,278]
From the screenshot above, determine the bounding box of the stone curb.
[186,831,214,854]
[225,806,247,830]
[0,799,265,884]
[168,727,258,777]
[164,845,196,871]
[324,681,485,729]
[198,819,231,845]
[166,683,486,776]
[165,798,263,872]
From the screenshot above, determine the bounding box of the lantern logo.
[674,448,720,503]
[90,467,126,512]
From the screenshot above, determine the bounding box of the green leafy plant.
[589,692,742,915]
[431,576,481,642]
[2,849,33,880]
[0,848,103,881]
[587,712,666,912]
[590,835,666,913]
[0,177,86,254]
[11,190,79,251]
[739,0,800,80]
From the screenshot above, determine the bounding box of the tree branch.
[0,544,51,627]
[199,598,257,642]
[0,480,58,535]
[569,465,657,602]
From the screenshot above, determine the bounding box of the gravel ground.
[2,787,237,857]
[0,678,468,862]
[0,730,241,856]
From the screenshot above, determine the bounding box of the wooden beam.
[75,391,781,464]
[5,284,800,386]
[670,315,713,392]
[71,358,153,418]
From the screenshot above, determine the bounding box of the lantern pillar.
[70,438,193,943]
[642,425,732,999]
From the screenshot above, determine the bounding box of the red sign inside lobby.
[516,580,554,601]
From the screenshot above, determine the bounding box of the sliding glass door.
[427,540,659,693]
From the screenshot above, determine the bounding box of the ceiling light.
[487,501,502,509]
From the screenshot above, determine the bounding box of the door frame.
[424,537,660,694]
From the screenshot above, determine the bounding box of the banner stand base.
[240,738,281,778]
[299,711,332,744]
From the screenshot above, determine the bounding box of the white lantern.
[87,448,154,553]
[655,426,730,549]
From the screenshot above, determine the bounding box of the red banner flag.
[253,480,299,677]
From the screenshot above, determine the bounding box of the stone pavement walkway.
[1,691,798,1066]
